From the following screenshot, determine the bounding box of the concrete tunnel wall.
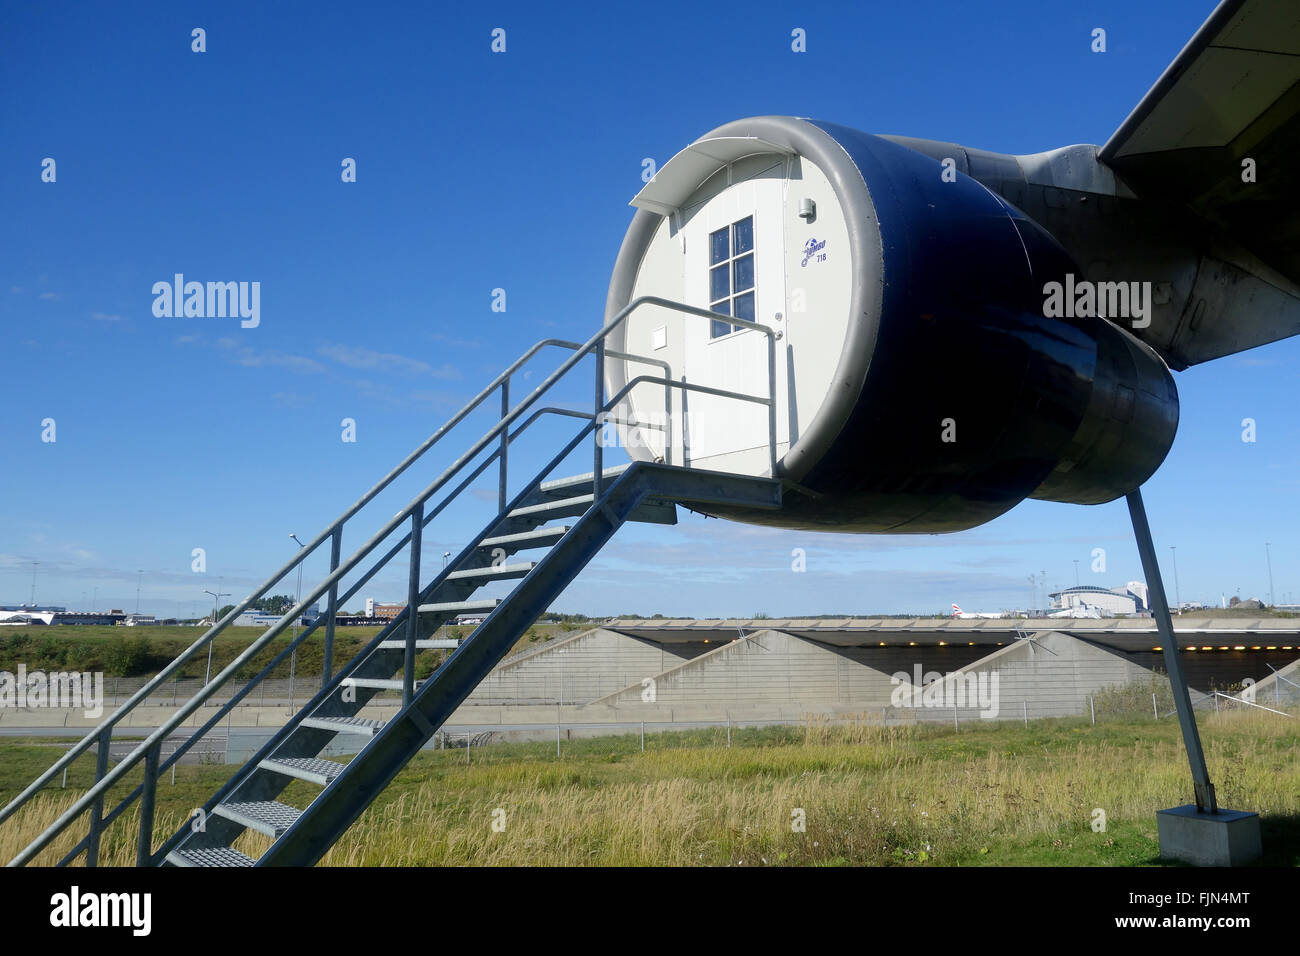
[463,627,711,705]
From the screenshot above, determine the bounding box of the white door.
[682,166,786,470]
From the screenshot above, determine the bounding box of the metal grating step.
[478,526,569,549]
[339,677,419,691]
[417,598,500,614]
[446,561,535,582]
[377,639,458,650]
[166,846,255,867]
[259,756,347,786]
[214,800,302,838]
[301,715,386,735]
[509,492,676,526]
[537,466,630,496]
[508,494,594,520]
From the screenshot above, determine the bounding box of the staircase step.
[417,598,500,614]
[340,678,418,692]
[377,639,458,650]
[446,561,535,582]
[214,800,302,838]
[508,494,595,520]
[508,493,676,526]
[300,716,386,736]
[537,466,630,496]
[479,526,570,549]
[259,756,347,786]
[166,846,255,867]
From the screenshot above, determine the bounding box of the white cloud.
[319,343,461,380]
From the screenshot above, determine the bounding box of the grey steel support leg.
[85,727,110,866]
[499,380,509,512]
[403,503,424,708]
[137,742,160,866]
[323,527,342,685]
[1126,488,1217,813]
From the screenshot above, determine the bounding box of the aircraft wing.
[1100,0,1300,364]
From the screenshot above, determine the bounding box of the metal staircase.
[1,296,782,867]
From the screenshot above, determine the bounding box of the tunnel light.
[1185,646,1195,651]
[1201,646,1213,651]
[1218,646,1229,651]
[878,642,886,647]
[968,642,974,646]
[908,641,917,646]
[1233,646,1245,651]
[1284,646,1294,651]
[938,641,947,646]
[1251,646,1261,650]
[1153,646,1162,652]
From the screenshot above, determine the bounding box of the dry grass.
[5,708,1298,866]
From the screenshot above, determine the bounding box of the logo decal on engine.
[801,238,827,267]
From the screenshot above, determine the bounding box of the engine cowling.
[605,117,1178,533]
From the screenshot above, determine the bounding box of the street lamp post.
[1169,546,1181,614]
[1265,542,1275,608]
[201,588,229,686]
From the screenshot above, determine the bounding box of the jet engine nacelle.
[605,117,1178,532]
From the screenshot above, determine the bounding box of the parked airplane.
[951,604,1007,620]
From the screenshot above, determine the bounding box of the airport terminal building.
[1049,583,1149,616]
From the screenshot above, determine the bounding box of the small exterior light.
[798,198,816,221]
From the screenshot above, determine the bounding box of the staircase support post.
[499,380,509,512]
[136,742,160,867]
[85,727,110,867]
[323,527,342,684]
[593,340,605,498]
[403,502,424,708]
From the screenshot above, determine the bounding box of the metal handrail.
[151,410,620,865]
[56,406,594,866]
[5,294,777,866]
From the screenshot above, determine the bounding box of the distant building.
[365,599,404,621]
[0,609,125,626]
[1049,583,1148,617]
[234,604,320,628]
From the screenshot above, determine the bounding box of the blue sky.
[2,0,1296,619]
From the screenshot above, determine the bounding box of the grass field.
[2,708,1297,866]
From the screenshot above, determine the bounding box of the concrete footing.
[1156,805,1262,866]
